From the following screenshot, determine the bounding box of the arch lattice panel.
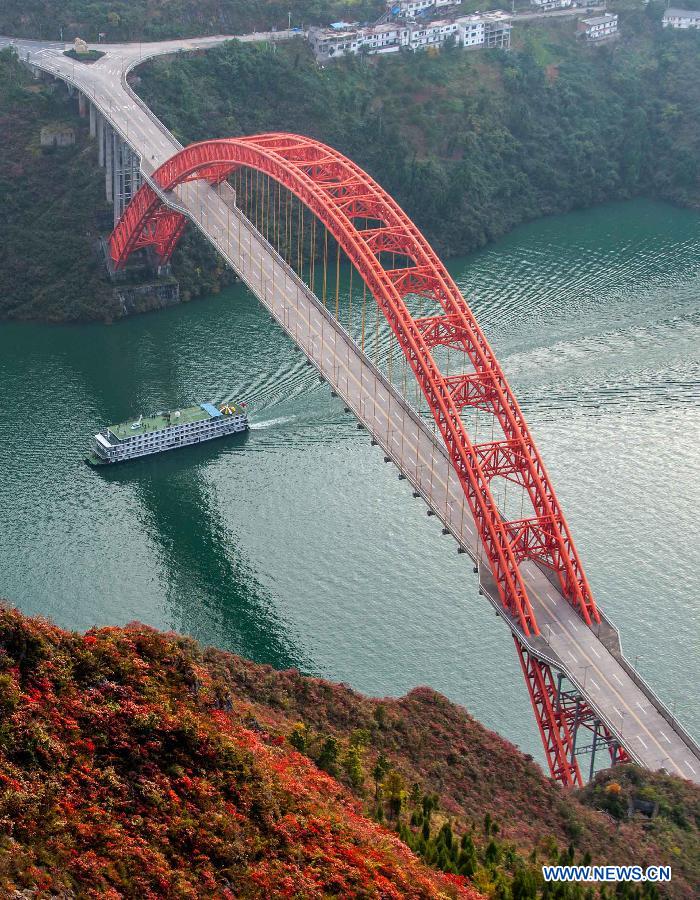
[110,134,606,784]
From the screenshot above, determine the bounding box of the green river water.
[1,198,698,762]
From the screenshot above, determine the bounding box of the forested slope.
[1,606,697,897]
[0,49,117,321]
[0,0,384,41]
[1,3,699,320]
[0,49,232,321]
[136,3,700,258]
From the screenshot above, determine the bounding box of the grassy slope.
[0,606,697,898]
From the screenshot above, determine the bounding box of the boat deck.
[107,404,216,441]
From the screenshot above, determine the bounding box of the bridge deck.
[8,33,698,784]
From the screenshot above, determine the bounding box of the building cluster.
[577,12,618,42]
[385,0,460,15]
[662,7,700,29]
[528,0,598,11]
[529,0,568,10]
[308,12,511,61]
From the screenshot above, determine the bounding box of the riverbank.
[1,3,699,323]
[1,196,697,766]
[136,4,700,260]
[0,49,234,323]
[1,604,697,896]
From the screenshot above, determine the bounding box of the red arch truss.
[110,134,601,642]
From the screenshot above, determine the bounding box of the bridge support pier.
[78,92,87,117]
[89,102,97,138]
[516,640,629,786]
[104,124,114,203]
[97,122,141,223]
[97,113,105,168]
[111,134,142,226]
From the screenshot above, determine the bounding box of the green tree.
[342,743,364,789]
[512,866,538,900]
[383,769,406,818]
[288,722,308,753]
[317,736,339,775]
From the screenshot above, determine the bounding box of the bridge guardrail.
[597,608,700,764]
[120,30,301,157]
[31,38,700,779]
[145,167,699,779]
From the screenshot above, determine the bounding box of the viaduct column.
[104,124,114,203]
[111,133,142,226]
[97,110,105,166]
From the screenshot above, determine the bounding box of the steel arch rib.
[110,134,601,642]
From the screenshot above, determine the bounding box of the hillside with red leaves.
[0,606,697,898]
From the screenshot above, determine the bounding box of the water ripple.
[1,199,698,761]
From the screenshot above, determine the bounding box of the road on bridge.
[5,30,698,785]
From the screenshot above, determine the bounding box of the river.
[1,198,698,762]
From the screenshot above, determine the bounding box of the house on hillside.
[308,23,410,59]
[529,0,573,11]
[40,125,76,148]
[662,7,700,29]
[476,12,512,49]
[577,12,618,42]
[386,0,460,17]
[308,11,511,61]
[406,19,460,50]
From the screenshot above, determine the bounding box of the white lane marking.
[590,646,600,658]
[659,730,671,744]
[540,593,556,609]
[589,678,600,691]
[99,80,695,784]
[567,651,578,664]
[685,760,697,775]
[200,174,691,785]
[637,735,648,749]
[635,701,646,713]
[612,673,623,686]
[613,706,623,718]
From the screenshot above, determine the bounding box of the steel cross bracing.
[10,32,699,787]
[110,135,600,643]
[107,134,700,787]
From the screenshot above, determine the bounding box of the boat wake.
[249,415,295,431]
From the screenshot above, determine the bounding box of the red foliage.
[0,607,481,899]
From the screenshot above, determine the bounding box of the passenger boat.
[86,401,248,465]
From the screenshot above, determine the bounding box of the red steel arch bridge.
[10,33,699,787]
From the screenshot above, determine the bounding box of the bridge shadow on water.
[91,432,312,673]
